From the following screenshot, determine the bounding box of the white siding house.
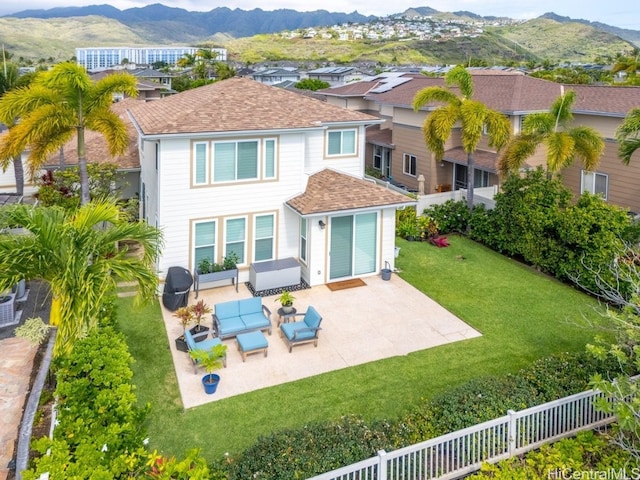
[127,77,413,287]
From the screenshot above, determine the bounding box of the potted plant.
[189,343,228,394]
[190,299,212,336]
[194,252,241,296]
[173,306,194,352]
[275,290,295,313]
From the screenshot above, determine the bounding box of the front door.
[329,213,378,280]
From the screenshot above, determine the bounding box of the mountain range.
[4,4,640,45]
[0,4,637,65]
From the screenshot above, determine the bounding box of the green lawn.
[118,235,607,463]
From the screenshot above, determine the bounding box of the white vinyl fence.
[308,386,617,480]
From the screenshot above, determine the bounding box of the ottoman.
[236,330,268,362]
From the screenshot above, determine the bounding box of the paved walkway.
[0,337,38,480]
[162,274,481,409]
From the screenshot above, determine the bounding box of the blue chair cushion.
[197,337,222,351]
[184,329,197,350]
[238,297,262,315]
[215,300,240,319]
[281,322,316,341]
[303,306,322,329]
[241,312,270,329]
[237,331,268,351]
[218,316,245,335]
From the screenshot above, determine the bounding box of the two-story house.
[322,71,640,213]
[126,77,413,286]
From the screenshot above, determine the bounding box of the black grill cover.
[162,266,193,311]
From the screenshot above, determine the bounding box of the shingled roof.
[287,169,414,216]
[324,71,640,118]
[127,77,382,136]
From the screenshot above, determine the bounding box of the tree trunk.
[467,151,474,210]
[12,154,24,197]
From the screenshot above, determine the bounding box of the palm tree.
[616,108,640,165]
[0,57,26,196]
[0,61,138,205]
[412,65,511,209]
[0,199,163,356]
[498,89,604,178]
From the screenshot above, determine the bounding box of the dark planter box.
[175,336,188,352]
[189,325,210,342]
[194,268,238,297]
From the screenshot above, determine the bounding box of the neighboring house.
[251,68,302,85]
[41,98,143,200]
[126,77,413,285]
[307,66,366,87]
[90,69,175,101]
[321,71,640,213]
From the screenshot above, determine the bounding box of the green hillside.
[0,15,634,66]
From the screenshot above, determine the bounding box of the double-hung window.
[581,171,608,199]
[225,217,246,264]
[194,221,216,269]
[214,141,258,182]
[373,146,382,170]
[254,214,275,262]
[403,153,417,176]
[327,129,356,156]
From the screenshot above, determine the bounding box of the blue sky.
[1,1,638,30]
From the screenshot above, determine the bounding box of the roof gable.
[287,168,412,215]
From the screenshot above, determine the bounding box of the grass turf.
[118,235,607,463]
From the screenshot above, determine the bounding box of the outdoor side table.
[236,330,269,362]
[276,307,297,327]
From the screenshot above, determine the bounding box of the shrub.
[227,415,394,479]
[423,200,471,233]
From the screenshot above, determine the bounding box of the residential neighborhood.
[1,10,640,479]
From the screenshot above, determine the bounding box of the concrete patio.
[161,273,481,409]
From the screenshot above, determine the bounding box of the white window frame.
[193,220,216,270]
[253,213,276,262]
[327,129,357,156]
[403,153,417,177]
[581,170,608,200]
[224,216,247,266]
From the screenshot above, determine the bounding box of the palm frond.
[569,126,604,170]
[445,65,473,98]
[546,132,575,173]
[550,90,576,127]
[85,109,130,157]
[459,100,486,151]
[497,134,539,176]
[522,113,554,135]
[616,108,640,165]
[484,110,511,150]
[412,86,460,111]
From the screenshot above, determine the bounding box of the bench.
[212,297,272,340]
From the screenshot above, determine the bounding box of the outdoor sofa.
[212,297,272,340]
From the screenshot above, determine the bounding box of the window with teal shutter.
[194,221,215,269]
[265,139,275,178]
[194,143,207,184]
[237,141,258,179]
[214,142,235,182]
[254,214,274,261]
[225,218,246,264]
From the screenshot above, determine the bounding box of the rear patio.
[161,273,481,409]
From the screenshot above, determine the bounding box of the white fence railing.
[307,386,616,480]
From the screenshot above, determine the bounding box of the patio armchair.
[279,305,322,352]
[184,328,227,373]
